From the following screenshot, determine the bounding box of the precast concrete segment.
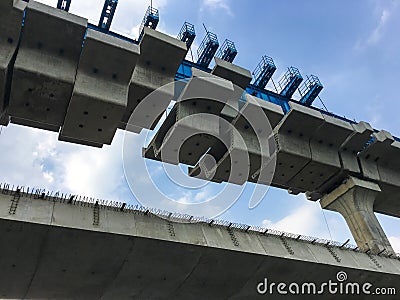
[121,27,187,130]
[320,177,394,254]
[59,29,140,147]
[211,58,253,89]
[358,130,394,182]
[374,183,400,218]
[269,102,325,190]
[144,70,235,166]
[287,113,355,193]
[361,132,400,218]
[8,1,87,131]
[0,0,26,117]
[190,94,284,185]
[211,57,252,120]
[0,191,399,299]
[306,121,375,201]
[339,121,374,174]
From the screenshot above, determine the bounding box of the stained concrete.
[8,0,87,131]
[0,190,399,299]
[321,177,394,254]
[59,28,140,147]
[121,27,187,130]
[0,0,26,120]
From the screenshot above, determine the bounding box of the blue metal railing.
[197,31,219,68]
[216,39,237,63]
[57,0,71,11]
[278,66,303,98]
[98,0,118,32]
[298,75,323,106]
[139,6,159,41]
[178,22,196,49]
[252,55,277,89]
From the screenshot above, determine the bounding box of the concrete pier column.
[320,176,394,254]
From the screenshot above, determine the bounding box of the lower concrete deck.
[0,189,399,299]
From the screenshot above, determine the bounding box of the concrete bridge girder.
[286,113,355,193]
[144,69,236,166]
[190,94,284,185]
[59,29,140,147]
[271,102,325,190]
[8,1,87,131]
[0,0,27,126]
[121,27,187,130]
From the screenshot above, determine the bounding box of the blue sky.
[1,0,399,251]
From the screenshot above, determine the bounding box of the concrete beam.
[358,130,394,181]
[144,71,235,166]
[287,113,354,193]
[321,176,394,254]
[340,121,374,174]
[121,27,187,131]
[190,94,284,185]
[0,0,26,118]
[211,57,252,89]
[59,29,140,147]
[0,190,399,299]
[270,102,325,190]
[8,1,87,131]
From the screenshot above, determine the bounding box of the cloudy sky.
[1,0,400,252]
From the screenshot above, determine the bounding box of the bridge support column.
[320,176,394,254]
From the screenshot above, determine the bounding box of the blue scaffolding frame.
[216,39,237,63]
[197,31,219,68]
[178,22,196,49]
[139,6,159,41]
[98,0,118,32]
[298,75,323,106]
[278,67,303,98]
[252,55,277,89]
[57,0,72,11]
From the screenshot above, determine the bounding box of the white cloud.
[261,199,353,242]
[261,200,326,237]
[367,9,390,45]
[35,0,170,39]
[0,124,129,202]
[389,236,400,253]
[202,0,233,16]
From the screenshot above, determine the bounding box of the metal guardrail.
[1,182,399,260]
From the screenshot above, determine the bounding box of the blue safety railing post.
[278,67,303,98]
[197,31,219,68]
[57,0,72,12]
[252,55,277,89]
[298,75,323,106]
[138,6,159,41]
[178,22,196,49]
[216,39,237,63]
[98,0,118,32]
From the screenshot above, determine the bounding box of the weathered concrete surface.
[121,27,187,131]
[59,29,140,147]
[144,70,235,166]
[211,57,252,89]
[269,102,325,191]
[0,0,26,120]
[8,0,87,131]
[321,177,394,254]
[0,190,399,299]
[189,94,284,184]
[358,130,400,217]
